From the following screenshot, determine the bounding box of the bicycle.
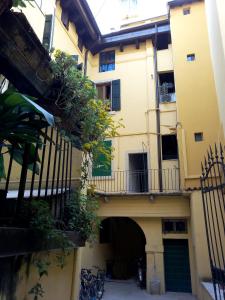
[80,268,96,300]
[79,267,105,300]
[93,267,105,299]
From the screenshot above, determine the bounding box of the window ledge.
[160,101,176,104]
[109,111,117,115]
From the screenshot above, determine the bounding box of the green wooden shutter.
[92,141,112,176]
[42,15,53,51]
[112,79,121,111]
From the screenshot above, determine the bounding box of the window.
[92,140,112,177]
[96,82,111,110]
[96,80,121,111]
[183,7,191,15]
[61,9,69,29]
[42,15,54,51]
[71,55,78,63]
[187,54,195,61]
[156,32,171,50]
[78,37,83,53]
[99,51,115,72]
[162,219,187,234]
[159,72,176,103]
[162,135,178,160]
[194,132,203,142]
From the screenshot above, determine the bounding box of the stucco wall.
[0,249,81,300]
[205,0,225,138]
[170,1,222,189]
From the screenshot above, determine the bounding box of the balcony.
[159,92,176,103]
[0,126,84,257]
[88,168,181,195]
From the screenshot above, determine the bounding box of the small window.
[78,37,83,53]
[162,219,187,234]
[194,132,203,142]
[187,54,195,61]
[183,7,190,15]
[99,50,115,72]
[162,135,178,160]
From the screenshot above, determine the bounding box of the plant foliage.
[12,0,34,8]
[0,89,54,179]
[51,50,123,183]
[64,189,100,242]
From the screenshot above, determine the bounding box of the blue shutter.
[112,79,121,111]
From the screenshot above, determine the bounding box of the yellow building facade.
[81,1,224,300]
[0,0,224,299]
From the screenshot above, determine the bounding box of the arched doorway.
[100,217,146,283]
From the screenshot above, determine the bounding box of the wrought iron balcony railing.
[88,168,180,194]
[0,127,73,226]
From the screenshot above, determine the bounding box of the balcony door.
[128,153,148,193]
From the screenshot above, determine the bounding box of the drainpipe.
[84,49,89,76]
[153,25,163,192]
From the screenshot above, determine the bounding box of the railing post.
[16,143,31,217]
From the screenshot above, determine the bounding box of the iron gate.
[201,144,225,300]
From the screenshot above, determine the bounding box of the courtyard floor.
[103,280,197,300]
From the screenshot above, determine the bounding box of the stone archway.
[100,217,147,283]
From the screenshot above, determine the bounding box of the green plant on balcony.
[0,89,54,179]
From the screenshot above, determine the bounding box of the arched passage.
[100,217,146,282]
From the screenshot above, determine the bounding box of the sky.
[87,0,169,34]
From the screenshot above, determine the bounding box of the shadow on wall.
[100,217,146,280]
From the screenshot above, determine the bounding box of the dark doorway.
[100,217,146,282]
[164,239,192,293]
[128,153,148,192]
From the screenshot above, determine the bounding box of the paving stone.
[103,280,197,300]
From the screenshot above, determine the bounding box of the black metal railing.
[201,144,225,300]
[159,83,176,103]
[88,168,180,194]
[0,126,73,226]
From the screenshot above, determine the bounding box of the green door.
[164,239,192,293]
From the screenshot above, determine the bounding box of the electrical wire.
[94,0,108,18]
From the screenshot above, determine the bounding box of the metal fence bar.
[37,126,48,199]
[45,127,54,201]
[201,144,225,300]
[88,168,180,193]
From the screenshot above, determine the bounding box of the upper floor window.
[183,7,191,15]
[99,51,115,72]
[159,72,176,103]
[187,54,195,62]
[78,37,84,53]
[162,135,178,160]
[42,14,54,51]
[61,9,69,29]
[96,80,121,111]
